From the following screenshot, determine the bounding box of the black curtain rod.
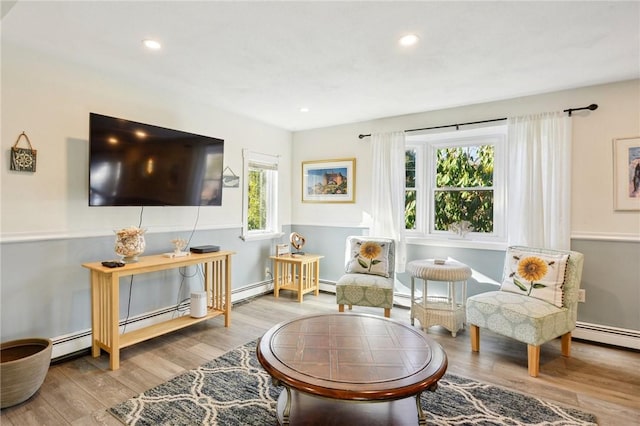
[563,103,598,117]
[358,103,598,139]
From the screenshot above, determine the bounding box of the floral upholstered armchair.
[466,246,584,377]
[336,236,395,318]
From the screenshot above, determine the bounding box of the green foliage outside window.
[435,145,494,232]
[405,150,417,229]
[404,145,495,233]
[248,168,266,231]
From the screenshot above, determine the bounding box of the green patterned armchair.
[336,236,395,318]
[466,246,584,377]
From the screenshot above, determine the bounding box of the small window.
[405,125,506,242]
[242,150,280,240]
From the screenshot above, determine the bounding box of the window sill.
[406,236,507,251]
[240,231,284,242]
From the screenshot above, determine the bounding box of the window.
[405,125,506,242]
[242,150,280,240]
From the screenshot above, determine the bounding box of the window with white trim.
[405,125,507,242]
[242,150,280,240]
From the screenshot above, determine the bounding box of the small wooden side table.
[270,253,323,302]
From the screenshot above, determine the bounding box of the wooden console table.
[270,253,323,302]
[82,251,233,370]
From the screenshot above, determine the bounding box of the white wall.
[1,41,292,241]
[292,79,640,240]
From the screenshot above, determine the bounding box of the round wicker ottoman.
[407,259,472,337]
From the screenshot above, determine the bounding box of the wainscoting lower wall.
[4,226,638,361]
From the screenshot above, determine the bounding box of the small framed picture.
[222,166,240,188]
[613,136,640,211]
[10,132,37,173]
[275,244,289,257]
[302,158,355,203]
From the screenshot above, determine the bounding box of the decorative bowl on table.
[114,226,146,263]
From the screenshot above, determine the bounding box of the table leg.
[296,264,303,303]
[109,274,120,370]
[313,259,320,296]
[410,276,415,326]
[90,271,100,358]
[423,279,428,308]
[415,391,426,425]
[450,281,456,310]
[274,260,280,298]
[462,279,467,324]
[224,255,232,327]
[282,387,292,425]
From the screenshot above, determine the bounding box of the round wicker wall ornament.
[10,132,37,172]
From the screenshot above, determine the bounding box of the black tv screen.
[89,113,224,206]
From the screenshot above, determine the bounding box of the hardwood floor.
[2,292,639,425]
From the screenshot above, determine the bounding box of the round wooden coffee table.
[257,313,448,425]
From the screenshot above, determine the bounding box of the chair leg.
[470,324,480,352]
[527,344,541,377]
[561,332,572,357]
[384,308,390,318]
[338,304,344,313]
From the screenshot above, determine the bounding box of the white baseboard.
[573,321,640,350]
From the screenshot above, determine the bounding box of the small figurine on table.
[289,232,306,256]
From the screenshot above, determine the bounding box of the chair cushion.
[466,291,572,346]
[500,247,569,307]
[336,273,394,309]
[345,238,391,278]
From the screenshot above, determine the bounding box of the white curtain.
[507,112,572,250]
[370,131,407,273]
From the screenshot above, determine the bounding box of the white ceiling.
[2,1,639,131]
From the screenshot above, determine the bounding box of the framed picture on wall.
[613,136,640,211]
[302,158,355,203]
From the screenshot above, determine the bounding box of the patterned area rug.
[109,340,597,426]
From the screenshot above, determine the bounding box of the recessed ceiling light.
[300,107,309,113]
[143,39,162,50]
[399,34,419,47]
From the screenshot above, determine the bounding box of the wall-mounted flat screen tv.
[89,113,224,206]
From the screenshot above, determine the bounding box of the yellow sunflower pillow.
[500,247,570,307]
[345,239,390,277]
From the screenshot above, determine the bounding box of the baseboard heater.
[573,321,640,350]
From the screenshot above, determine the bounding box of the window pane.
[405,149,416,188]
[434,189,494,233]
[248,168,267,231]
[405,189,416,230]
[436,145,494,188]
[405,149,417,230]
